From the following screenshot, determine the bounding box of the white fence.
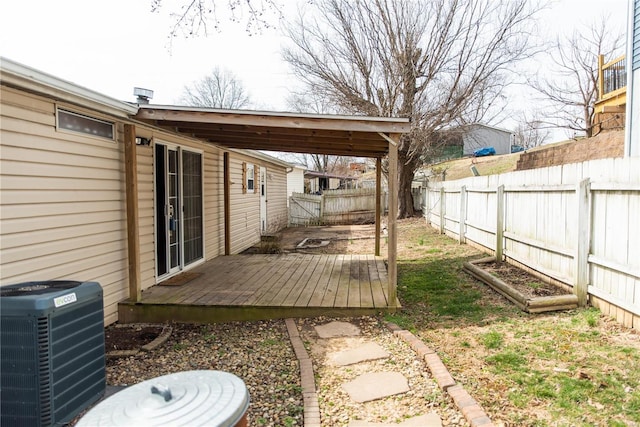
[289,188,387,226]
[423,157,640,329]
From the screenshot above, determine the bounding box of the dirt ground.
[275,223,383,254]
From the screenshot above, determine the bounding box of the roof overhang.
[134,105,411,158]
[0,57,139,118]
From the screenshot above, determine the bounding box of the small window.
[57,108,114,140]
[246,163,255,191]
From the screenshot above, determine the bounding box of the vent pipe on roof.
[133,87,154,104]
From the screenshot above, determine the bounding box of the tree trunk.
[397,150,418,219]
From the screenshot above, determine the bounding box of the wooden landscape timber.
[463,257,579,313]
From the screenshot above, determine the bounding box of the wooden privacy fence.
[423,157,640,329]
[289,188,387,226]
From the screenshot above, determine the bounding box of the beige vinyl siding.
[228,154,261,254]
[266,165,288,232]
[135,143,156,289]
[0,86,128,325]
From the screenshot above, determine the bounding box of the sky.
[0,0,631,142]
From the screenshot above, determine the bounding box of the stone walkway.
[286,318,494,427]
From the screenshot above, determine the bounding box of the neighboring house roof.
[304,171,357,180]
[1,57,138,118]
[461,123,514,135]
[134,104,410,158]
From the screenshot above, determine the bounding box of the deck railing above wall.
[598,54,627,100]
[601,55,627,94]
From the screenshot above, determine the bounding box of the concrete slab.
[348,413,442,426]
[342,372,409,403]
[315,321,361,338]
[329,342,389,366]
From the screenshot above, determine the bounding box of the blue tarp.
[473,146,496,157]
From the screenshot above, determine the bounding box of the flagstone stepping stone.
[342,372,409,403]
[348,413,442,426]
[315,321,361,338]
[329,342,390,366]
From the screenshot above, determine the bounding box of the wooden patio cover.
[128,105,411,307]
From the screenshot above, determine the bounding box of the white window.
[246,163,255,191]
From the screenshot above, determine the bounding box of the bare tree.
[529,18,625,138]
[151,0,282,37]
[286,90,355,173]
[514,111,550,149]
[180,66,251,109]
[282,0,544,218]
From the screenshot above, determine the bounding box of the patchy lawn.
[387,218,640,427]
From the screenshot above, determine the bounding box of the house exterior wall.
[226,151,288,254]
[463,125,513,156]
[266,164,288,232]
[0,80,289,325]
[131,125,225,292]
[0,85,129,325]
[228,152,261,254]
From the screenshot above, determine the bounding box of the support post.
[496,185,505,262]
[224,152,231,255]
[375,157,382,256]
[575,178,591,307]
[439,187,445,234]
[459,186,467,244]
[387,134,399,308]
[597,54,605,100]
[124,124,141,302]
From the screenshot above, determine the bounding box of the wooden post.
[459,185,467,244]
[496,185,505,262]
[375,157,382,256]
[387,134,399,308]
[124,124,141,302]
[575,178,591,306]
[224,152,231,255]
[597,54,605,100]
[439,187,445,234]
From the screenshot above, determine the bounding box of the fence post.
[459,186,467,244]
[575,178,591,307]
[496,185,504,262]
[439,187,445,234]
[424,187,430,225]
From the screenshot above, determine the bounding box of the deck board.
[119,254,397,324]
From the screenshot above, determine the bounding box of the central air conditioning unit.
[1,280,106,427]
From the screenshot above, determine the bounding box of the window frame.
[56,107,115,141]
[246,163,255,192]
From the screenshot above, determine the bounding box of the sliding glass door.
[155,143,203,278]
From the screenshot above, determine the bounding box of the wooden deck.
[118,254,398,323]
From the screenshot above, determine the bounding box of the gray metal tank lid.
[76,370,249,426]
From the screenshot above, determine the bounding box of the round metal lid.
[77,370,249,427]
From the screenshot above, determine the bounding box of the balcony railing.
[598,54,626,99]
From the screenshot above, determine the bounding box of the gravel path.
[104,316,469,426]
[107,320,303,426]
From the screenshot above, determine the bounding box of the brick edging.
[285,318,321,427]
[384,322,495,427]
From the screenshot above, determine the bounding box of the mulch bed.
[480,261,571,299]
[104,325,164,352]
